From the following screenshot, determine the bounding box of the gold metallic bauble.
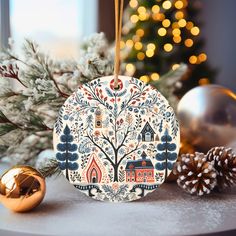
[0,166,46,212]
[177,85,236,152]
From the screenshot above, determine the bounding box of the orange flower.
[112,183,119,190]
[94,130,100,137]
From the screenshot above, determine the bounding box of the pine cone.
[174,152,217,196]
[206,146,236,189]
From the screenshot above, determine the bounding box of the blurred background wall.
[201,0,236,91]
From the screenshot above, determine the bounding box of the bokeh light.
[164,43,173,52]
[162,1,172,10]
[162,19,171,27]
[184,38,193,47]
[151,73,160,80]
[158,27,167,36]
[189,55,197,64]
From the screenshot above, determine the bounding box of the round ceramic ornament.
[53,76,180,202]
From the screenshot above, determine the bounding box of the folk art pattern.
[53,76,180,202]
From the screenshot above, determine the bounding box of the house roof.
[125,159,154,170]
[140,121,156,135]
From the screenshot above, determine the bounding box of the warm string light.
[158,28,167,36]
[129,0,138,8]
[136,28,144,37]
[162,19,171,27]
[146,43,156,57]
[189,53,208,64]
[126,39,134,48]
[134,42,143,50]
[175,11,184,20]
[186,21,194,30]
[199,53,207,62]
[140,73,160,82]
[173,35,181,43]
[137,6,149,21]
[152,5,160,13]
[125,0,208,78]
[147,43,156,50]
[162,1,172,10]
[175,0,184,9]
[172,22,179,29]
[137,52,145,60]
[191,26,200,36]
[172,28,181,36]
[140,75,150,83]
[172,64,180,70]
[178,19,186,27]
[184,38,193,47]
[189,55,197,64]
[152,13,165,21]
[151,73,160,80]
[130,14,139,23]
[199,78,210,85]
[164,43,173,52]
[126,63,136,75]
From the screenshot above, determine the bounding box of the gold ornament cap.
[0,166,46,212]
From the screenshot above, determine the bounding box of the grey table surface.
[0,162,236,236]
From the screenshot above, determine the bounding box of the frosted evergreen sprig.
[0,33,113,169]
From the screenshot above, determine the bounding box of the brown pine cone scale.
[174,152,217,196]
[206,147,236,189]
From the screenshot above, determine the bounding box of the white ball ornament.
[53,76,180,202]
[177,85,236,152]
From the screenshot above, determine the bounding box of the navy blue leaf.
[68,162,79,170]
[67,153,79,161]
[58,162,66,170]
[167,143,176,151]
[155,162,166,170]
[161,134,172,142]
[156,153,166,161]
[157,143,166,151]
[60,134,73,143]
[167,162,174,170]
[57,143,67,152]
[167,152,177,161]
[56,152,66,161]
[63,125,71,135]
[67,143,77,152]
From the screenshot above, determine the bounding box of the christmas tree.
[121,0,216,95]
[56,125,79,180]
[155,128,177,179]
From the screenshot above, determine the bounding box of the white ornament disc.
[53,76,180,202]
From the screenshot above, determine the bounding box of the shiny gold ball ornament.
[177,85,236,152]
[0,166,46,212]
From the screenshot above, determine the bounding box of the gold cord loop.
[114,0,124,89]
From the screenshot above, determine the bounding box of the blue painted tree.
[155,128,177,179]
[56,125,79,180]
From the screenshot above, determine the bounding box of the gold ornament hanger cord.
[114,0,124,89]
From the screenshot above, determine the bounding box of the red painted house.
[125,152,154,183]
